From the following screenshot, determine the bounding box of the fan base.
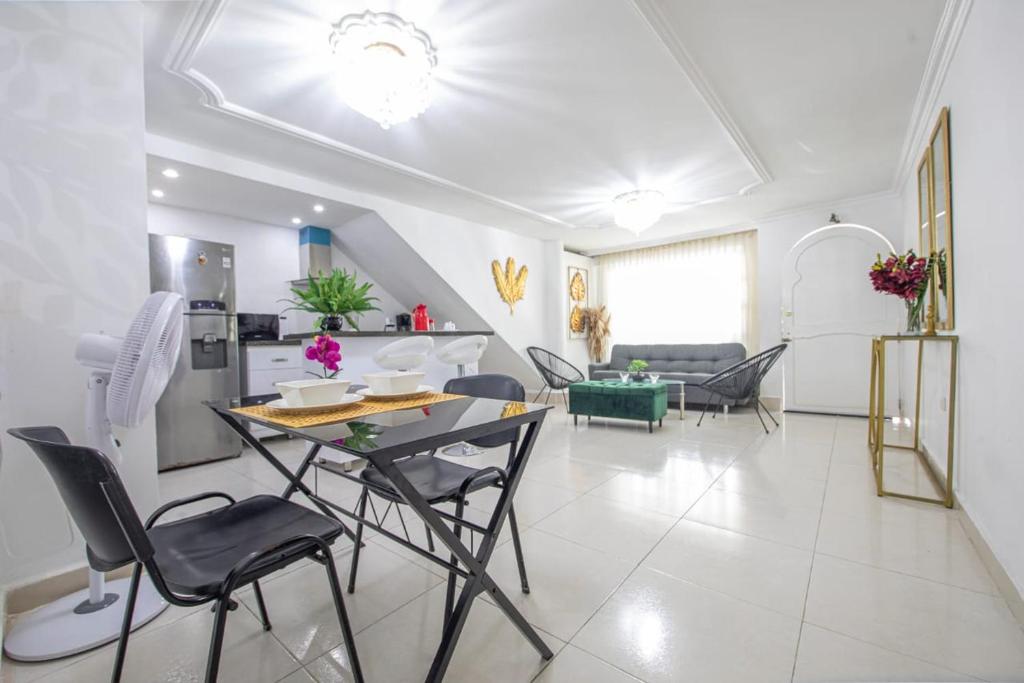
[3,577,167,662]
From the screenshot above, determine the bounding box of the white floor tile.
[533,645,643,682]
[685,488,821,550]
[573,567,801,683]
[793,624,978,682]
[643,519,813,618]
[805,554,1024,680]
[535,494,677,563]
[306,583,565,682]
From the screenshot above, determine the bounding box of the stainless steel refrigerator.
[149,234,242,470]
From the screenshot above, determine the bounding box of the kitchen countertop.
[239,339,303,346]
[282,330,494,340]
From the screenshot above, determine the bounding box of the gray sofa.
[588,343,747,407]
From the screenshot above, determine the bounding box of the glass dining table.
[205,392,553,682]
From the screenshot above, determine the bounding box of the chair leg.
[759,398,780,426]
[347,487,369,594]
[444,497,466,630]
[559,388,569,412]
[712,396,721,419]
[753,400,771,434]
[205,597,231,683]
[508,504,530,594]
[323,552,365,683]
[532,386,546,403]
[697,396,712,426]
[110,562,143,683]
[251,580,272,631]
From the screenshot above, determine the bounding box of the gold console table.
[868,334,958,508]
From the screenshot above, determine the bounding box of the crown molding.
[631,0,772,186]
[891,0,973,191]
[582,189,898,257]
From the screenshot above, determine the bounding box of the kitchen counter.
[282,330,494,340]
[240,339,302,346]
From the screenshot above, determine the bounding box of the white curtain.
[598,230,759,355]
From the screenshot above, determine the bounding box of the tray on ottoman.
[568,380,668,433]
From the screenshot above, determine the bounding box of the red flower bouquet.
[869,251,931,331]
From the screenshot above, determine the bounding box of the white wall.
[755,193,903,398]
[0,2,151,588]
[147,204,407,335]
[896,0,1024,593]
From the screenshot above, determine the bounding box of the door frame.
[781,223,897,416]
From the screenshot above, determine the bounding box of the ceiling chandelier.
[613,190,667,234]
[329,11,438,129]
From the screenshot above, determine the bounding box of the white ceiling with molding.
[143,0,945,252]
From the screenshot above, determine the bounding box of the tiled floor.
[5,405,1024,682]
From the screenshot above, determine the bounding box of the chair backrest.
[526,346,584,390]
[6,426,154,571]
[374,336,434,371]
[443,374,525,448]
[437,335,489,366]
[699,344,787,400]
[608,343,746,374]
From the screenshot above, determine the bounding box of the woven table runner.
[230,392,465,429]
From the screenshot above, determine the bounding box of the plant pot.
[320,315,343,332]
[630,372,647,383]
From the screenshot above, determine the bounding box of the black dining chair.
[695,343,788,433]
[7,426,363,683]
[347,373,531,626]
[526,346,585,409]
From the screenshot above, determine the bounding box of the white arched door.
[781,224,901,415]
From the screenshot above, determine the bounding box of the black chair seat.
[149,495,344,596]
[360,455,502,504]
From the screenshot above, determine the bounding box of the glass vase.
[905,300,922,334]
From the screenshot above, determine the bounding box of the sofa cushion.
[608,343,746,374]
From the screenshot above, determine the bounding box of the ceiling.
[145,156,368,228]
[142,0,945,252]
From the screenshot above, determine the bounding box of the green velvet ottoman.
[568,381,668,433]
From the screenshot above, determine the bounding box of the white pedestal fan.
[3,291,184,661]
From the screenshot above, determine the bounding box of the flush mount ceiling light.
[150,189,164,199]
[329,10,437,129]
[613,190,667,234]
[313,204,325,213]
[161,168,179,179]
[291,217,302,225]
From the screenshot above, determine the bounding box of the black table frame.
[208,398,553,682]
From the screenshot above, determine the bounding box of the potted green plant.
[627,359,649,382]
[281,268,380,332]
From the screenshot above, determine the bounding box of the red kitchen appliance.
[413,304,430,331]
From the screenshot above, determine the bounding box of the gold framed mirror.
[929,107,954,329]
[917,149,933,264]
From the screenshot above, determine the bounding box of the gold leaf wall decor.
[491,257,528,315]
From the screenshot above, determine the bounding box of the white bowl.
[362,370,425,395]
[274,378,351,407]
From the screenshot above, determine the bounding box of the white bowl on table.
[362,371,425,396]
[274,378,351,407]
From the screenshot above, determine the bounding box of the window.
[598,230,758,353]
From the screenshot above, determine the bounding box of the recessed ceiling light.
[161,168,179,179]
[291,217,302,225]
[329,11,438,129]
[150,189,165,198]
[613,190,666,234]
[313,204,325,213]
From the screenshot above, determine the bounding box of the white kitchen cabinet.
[241,343,305,439]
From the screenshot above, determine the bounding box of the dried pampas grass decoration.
[581,305,611,362]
